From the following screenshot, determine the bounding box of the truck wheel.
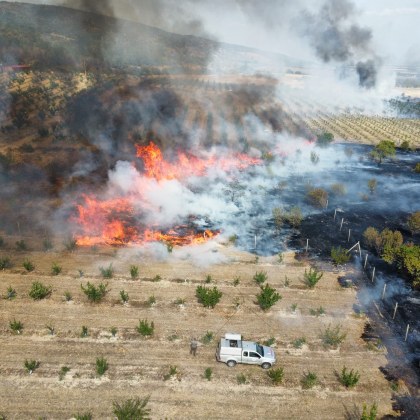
[226,360,237,367]
[261,362,272,369]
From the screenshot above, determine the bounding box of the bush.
[321,324,347,348]
[51,262,62,275]
[263,337,275,346]
[202,331,214,344]
[120,290,129,303]
[237,373,247,384]
[407,211,420,234]
[24,359,40,374]
[370,140,396,163]
[331,183,346,195]
[310,151,320,164]
[307,188,328,208]
[338,366,360,388]
[100,264,114,279]
[204,367,212,381]
[395,245,420,289]
[113,397,151,420]
[287,206,303,228]
[380,229,403,263]
[304,267,323,288]
[0,257,12,270]
[130,265,139,279]
[204,274,212,283]
[301,371,318,389]
[74,413,92,420]
[163,366,178,381]
[136,319,154,337]
[272,207,284,229]
[253,271,267,285]
[233,277,240,286]
[367,179,377,193]
[267,367,284,385]
[29,282,52,300]
[43,238,53,251]
[147,295,156,306]
[81,282,109,302]
[110,326,117,337]
[96,357,108,376]
[316,132,334,147]
[415,162,420,173]
[15,240,27,251]
[22,260,35,272]
[63,237,77,252]
[196,285,222,308]
[152,275,161,282]
[310,306,325,316]
[0,236,4,247]
[400,140,411,151]
[331,246,350,265]
[6,286,17,299]
[361,403,378,420]
[10,319,23,334]
[64,291,72,301]
[59,366,70,381]
[81,326,89,337]
[256,284,282,310]
[363,227,381,252]
[292,337,306,349]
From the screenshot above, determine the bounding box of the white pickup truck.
[216,333,276,369]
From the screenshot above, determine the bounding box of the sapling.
[24,359,40,374]
[204,367,212,381]
[112,397,151,420]
[10,319,23,334]
[96,357,108,376]
[267,367,284,385]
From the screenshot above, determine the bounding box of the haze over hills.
[0,1,306,73]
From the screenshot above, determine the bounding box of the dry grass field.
[0,241,403,419]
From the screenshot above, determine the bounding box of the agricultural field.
[0,242,400,419]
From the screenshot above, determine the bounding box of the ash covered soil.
[0,246,401,419]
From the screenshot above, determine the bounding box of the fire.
[72,142,260,247]
[136,141,261,180]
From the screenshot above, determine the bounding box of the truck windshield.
[256,344,264,356]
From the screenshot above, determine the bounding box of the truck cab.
[216,333,276,369]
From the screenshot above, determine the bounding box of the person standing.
[190,337,198,356]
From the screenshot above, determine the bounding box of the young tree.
[407,211,420,234]
[370,140,396,163]
[256,284,282,310]
[113,397,151,420]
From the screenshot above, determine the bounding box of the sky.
[7,0,420,66]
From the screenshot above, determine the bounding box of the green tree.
[256,284,282,310]
[370,140,396,163]
[196,285,222,308]
[407,211,420,234]
[304,267,323,288]
[316,132,334,147]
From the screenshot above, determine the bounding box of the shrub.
[363,227,381,252]
[292,337,306,349]
[204,367,212,381]
[0,257,12,270]
[147,295,156,306]
[15,240,27,251]
[272,207,284,228]
[120,290,129,303]
[263,337,275,346]
[22,260,35,272]
[202,331,214,344]
[29,282,52,300]
[415,162,420,173]
[152,274,161,282]
[316,132,334,147]
[63,237,78,252]
[100,264,114,279]
[74,413,92,420]
[338,366,360,388]
[304,267,323,288]
[96,357,108,376]
[367,178,377,193]
[0,236,4,247]
[81,326,89,337]
[267,367,284,385]
[331,246,351,265]
[64,291,72,301]
[370,140,396,163]
[395,245,420,289]
[130,265,139,279]
[331,183,346,195]
[301,371,318,389]
[51,262,62,276]
[110,326,117,337]
[166,243,173,253]
[163,365,178,381]
[46,325,55,335]
[43,238,53,251]
[256,284,282,310]
[10,319,23,334]
[400,140,411,151]
[321,325,347,348]
[287,206,303,228]
[307,188,328,208]
[380,229,403,263]
[233,277,240,286]
[253,271,267,285]
[361,403,378,420]
[407,211,420,234]
[113,397,151,420]
[81,282,109,302]
[59,366,70,381]
[310,151,320,164]
[205,274,212,283]
[6,286,17,299]
[310,306,325,316]
[237,373,247,384]
[24,359,40,374]
[196,285,222,308]
[174,297,186,305]
[136,319,154,337]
